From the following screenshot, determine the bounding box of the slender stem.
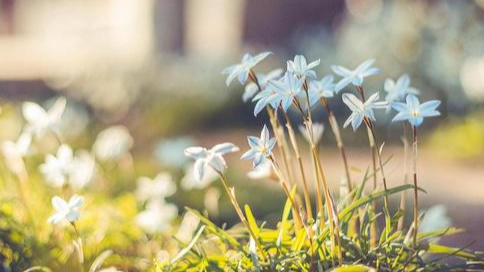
[268,155,304,229]
[15,170,35,227]
[398,122,409,231]
[412,126,419,248]
[216,171,268,260]
[320,98,352,192]
[71,222,85,272]
[281,110,313,222]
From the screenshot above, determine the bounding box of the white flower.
[136,199,177,234]
[136,172,177,202]
[184,143,239,181]
[342,92,387,130]
[48,195,84,224]
[222,51,272,86]
[420,205,452,233]
[241,125,276,168]
[331,59,380,92]
[22,97,66,138]
[40,144,74,188]
[69,150,96,190]
[181,163,218,190]
[298,123,325,144]
[247,160,273,180]
[1,133,31,174]
[40,145,95,189]
[154,137,195,168]
[93,126,133,161]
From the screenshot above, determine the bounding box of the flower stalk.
[412,125,419,248]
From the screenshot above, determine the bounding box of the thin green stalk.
[320,98,353,192]
[71,223,85,272]
[412,125,419,248]
[216,171,268,260]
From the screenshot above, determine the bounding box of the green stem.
[412,125,419,248]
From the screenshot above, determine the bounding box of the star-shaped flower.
[222,51,272,86]
[331,59,380,92]
[267,72,304,112]
[307,75,336,107]
[342,92,387,130]
[287,55,320,80]
[136,199,178,234]
[184,143,239,181]
[384,74,420,105]
[22,97,66,138]
[243,68,283,102]
[241,125,276,168]
[48,195,84,224]
[391,94,440,127]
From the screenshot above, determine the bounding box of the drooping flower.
[181,163,218,190]
[22,97,66,138]
[184,143,239,181]
[136,199,178,234]
[342,92,387,130]
[384,74,420,105]
[48,195,84,224]
[93,126,134,161]
[307,75,336,107]
[298,122,325,144]
[1,133,32,175]
[40,144,74,188]
[286,55,320,80]
[267,72,304,112]
[222,51,272,86]
[391,94,440,127]
[331,59,380,92]
[243,68,283,102]
[241,125,276,168]
[136,172,177,202]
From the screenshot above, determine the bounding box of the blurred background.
[0,0,483,269]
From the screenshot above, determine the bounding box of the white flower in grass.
[181,163,218,190]
[420,205,452,233]
[136,199,178,234]
[48,195,83,224]
[1,133,32,174]
[391,94,440,127]
[342,92,387,131]
[136,172,177,202]
[22,97,66,138]
[69,150,96,190]
[298,122,325,144]
[184,143,239,181]
[247,160,272,180]
[40,144,74,188]
[241,125,276,168]
[384,74,420,105]
[93,126,133,161]
[307,75,336,107]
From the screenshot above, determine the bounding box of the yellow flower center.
[412,110,419,117]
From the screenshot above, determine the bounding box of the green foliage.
[158,180,484,272]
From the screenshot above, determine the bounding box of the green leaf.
[292,228,307,251]
[427,244,476,259]
[171,225,206,264]
[329,264,376,272]
[244,204,260,238]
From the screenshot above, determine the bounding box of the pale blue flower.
[331,59,380,92]
[252,87,279,116]
[287,55,320,80]
[384,74,420,105]
[222,52,272,86]
[342,92,387,131]
[243,68,283,102]
[184,143,239,181]
[307,75,335,107]
[241,125,276,168]
[267,72,304,112]
[155,137,195,168]
[48,195,83,224]
[391,94,440,127]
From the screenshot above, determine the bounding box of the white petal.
[211,142,239,155]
